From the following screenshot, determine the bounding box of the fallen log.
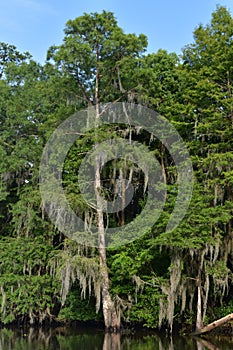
[191,312,233,336]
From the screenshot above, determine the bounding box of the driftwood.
[191,312,233,335]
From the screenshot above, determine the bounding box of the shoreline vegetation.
[1,311,233,337]
[1,5,233,335]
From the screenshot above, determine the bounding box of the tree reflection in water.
[195,336,221,350]
[0,327,231,349]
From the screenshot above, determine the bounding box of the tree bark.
[196,276,203,332]
[191,313,233,335]
[95,157,120,330]
[120,167,125,226]
[93,42,120,331]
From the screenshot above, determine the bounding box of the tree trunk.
[120,167,125,226]
[95,155,120,331]
[196,276,203,332]
[94,47,120,331]
[192,313,233,335]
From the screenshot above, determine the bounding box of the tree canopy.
[0,6,233,333]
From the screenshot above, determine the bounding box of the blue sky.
[1,0,233,63]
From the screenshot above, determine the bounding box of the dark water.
[0,327,232,350]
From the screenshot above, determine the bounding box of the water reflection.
[0,327,232,349]
[195,336,223,350]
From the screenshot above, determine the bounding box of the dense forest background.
[0,5,233,333]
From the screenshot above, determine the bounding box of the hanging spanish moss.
[56,241,101,313]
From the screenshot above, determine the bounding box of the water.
[0,327,232,350]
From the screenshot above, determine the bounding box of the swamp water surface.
[0,327,232,349]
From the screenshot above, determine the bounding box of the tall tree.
[152,6,233,332]
[0,46,77,325]
[47,11,147,330]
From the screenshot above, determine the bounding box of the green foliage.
[58,284,102,322]
[47,10,147,105]
[0,237,59,324]
[127,286,161,328]
[1,6,233,333]
[213,299,233,319]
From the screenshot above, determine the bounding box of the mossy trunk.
[95,156,120,331]
[196,276,203,332]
